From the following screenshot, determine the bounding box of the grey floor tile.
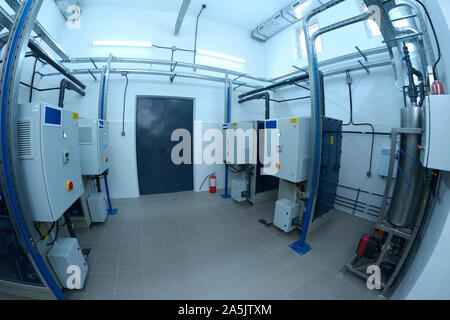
[144,286,177,300]
[116,270,144,293]
[92,255,118,273]
[166,247,193,265]
[87,273,117,294]
[118,253,143,271]
[288,282,332,300]
[163,234,188,250]
[174,278,212,300]
[98,241,121,256]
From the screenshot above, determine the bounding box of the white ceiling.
[77,0,295,31]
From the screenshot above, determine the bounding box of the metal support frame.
[4,0,71,60]
[343,127,431,297]
[0,0,65,300]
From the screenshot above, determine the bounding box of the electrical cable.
[415,0,441,79]
[343,71,375,177]
[193,4,207,71]
[29,58,39,103]
[121,72,129,136]
[46,222,59,247]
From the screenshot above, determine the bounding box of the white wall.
[32,3,267,198]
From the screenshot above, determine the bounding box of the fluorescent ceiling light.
[293,1,311,20]
[197,49,246,64]
[92,41,153,48]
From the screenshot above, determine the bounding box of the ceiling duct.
[54,0,80,20]
[251,0,324,42]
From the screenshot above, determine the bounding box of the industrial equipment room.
[0,0,449,304]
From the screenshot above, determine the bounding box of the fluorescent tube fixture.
[197,49,246,64]
[92,41,153,48]
[293,1,312,20]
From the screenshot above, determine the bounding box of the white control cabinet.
[223,121,257,164]
[263,117,312,183]
[79,118,110,175]
[47,238,88,289]
[231,178,248,202]
[274,199,299,233]
[421,95,450,171]
[15,103,83,222]
[87,192,107,223]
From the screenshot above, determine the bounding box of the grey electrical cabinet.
[79,118,110,175]
[14,103,84,222]
[263,117,312,183]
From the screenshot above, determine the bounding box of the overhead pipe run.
[238,92,271,120]
[58,78,85,109]
[28,39,86,90]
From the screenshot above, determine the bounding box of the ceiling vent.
[251,0,324,42]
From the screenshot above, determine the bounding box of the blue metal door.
[136,97,193,195]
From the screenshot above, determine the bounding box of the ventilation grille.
[17,120,32,159]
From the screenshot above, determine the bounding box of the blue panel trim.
[1,0,66,300]
[44,106,61,125]
[265,120,277,129]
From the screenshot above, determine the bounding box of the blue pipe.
[221,86,232,199]
[290,44,321,255]
[99,71,118,215]
[1,0,66,300]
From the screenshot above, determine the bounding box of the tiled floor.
[64,191,381,300]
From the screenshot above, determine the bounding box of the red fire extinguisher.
[209,174,216,194]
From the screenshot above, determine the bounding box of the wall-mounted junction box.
[263,117,312,183]
[79,118,110,175]
[15,103,83,222]
[421,95,450,171]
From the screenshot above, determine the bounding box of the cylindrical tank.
[387,107,425,228]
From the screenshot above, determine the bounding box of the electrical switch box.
[274,199,299,233]
[231,178,248,202]
[14,103,83,222]
[263,117,312,183]
[87,192,107,223]
[47,238,88,289]
[378,148,398,178]
[223,121,257,165]
[79,118,110,175]
[420,95,450,171]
